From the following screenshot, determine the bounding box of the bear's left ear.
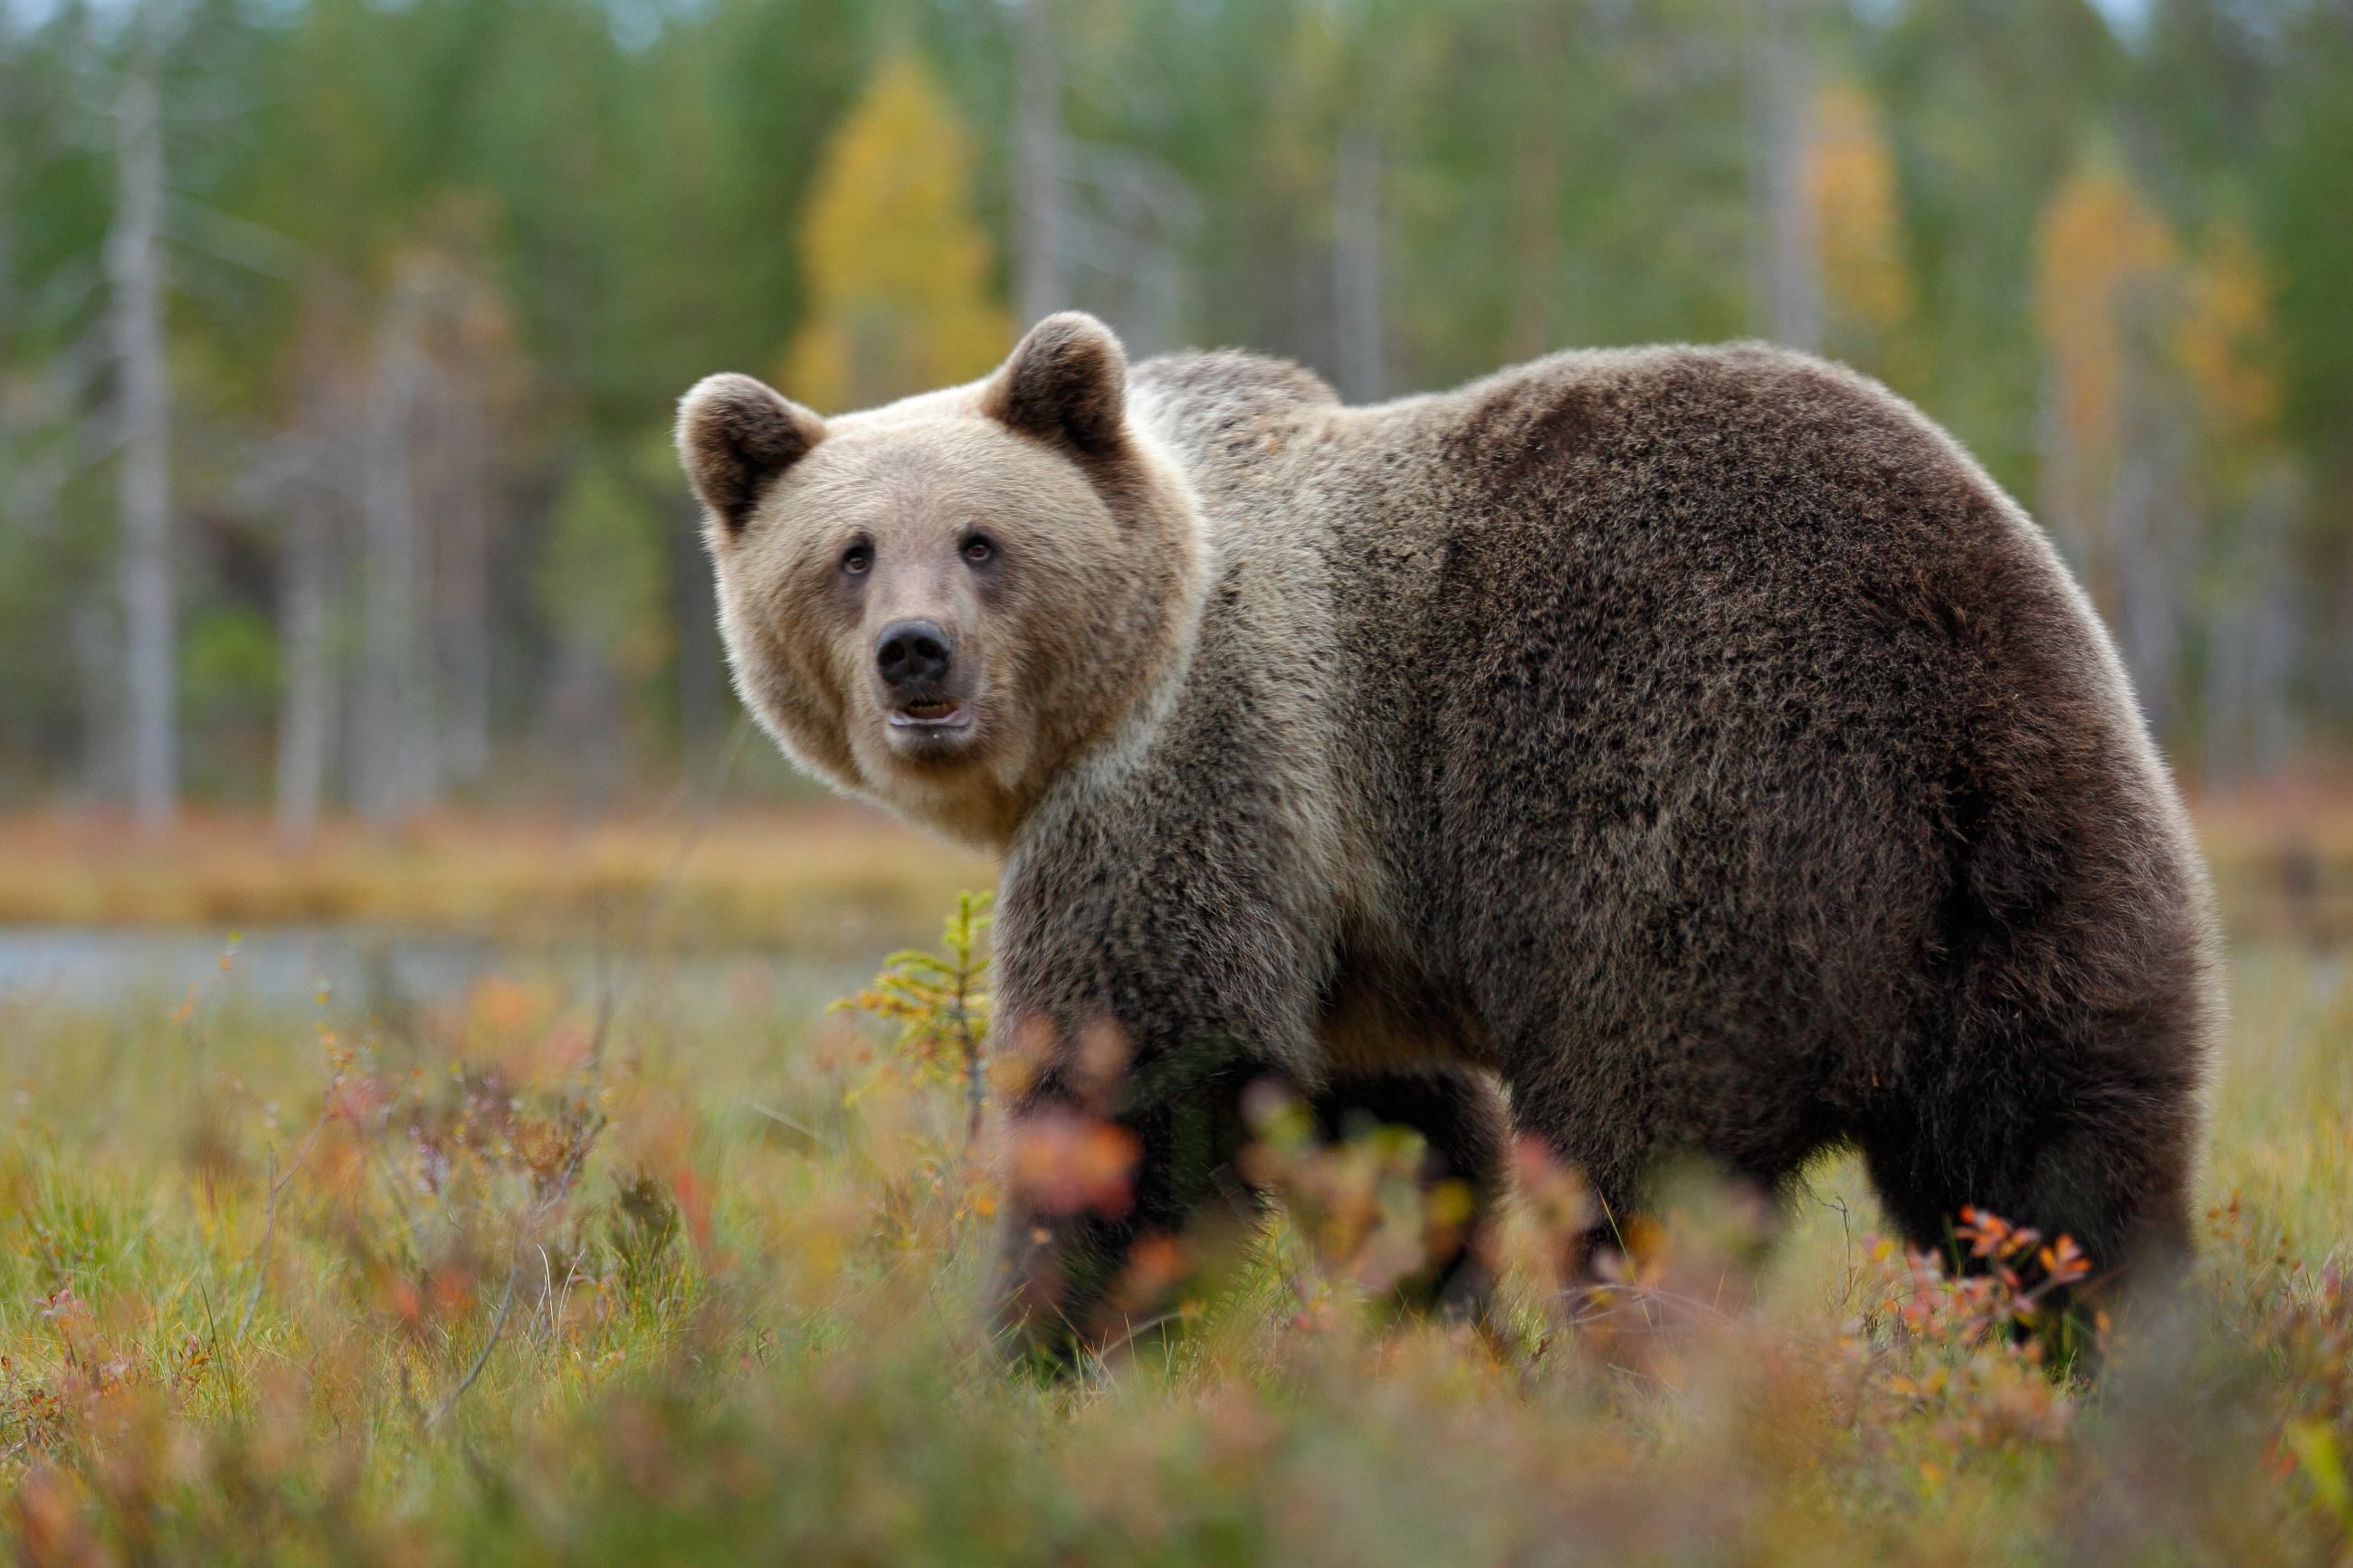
[982,311,1128,457]
[676,373,825,536]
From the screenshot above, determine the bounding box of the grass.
[1,815,2349,1565]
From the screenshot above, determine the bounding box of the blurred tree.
[2177,217,2301,780]
[3,0,2350,804]
[2034,149,2182,725]
[1746,0,1822,350]
[110,2,176,831]
[2177,219,2281,472]
[1864,0,2123,489]
[1804,76,1915,385]
[1005,0,1070,327]
[538,449,672,806]
[266,281,361,845]
[784,52,1013,413]
[1502,0,1575,365]
[2034,152,2175,607]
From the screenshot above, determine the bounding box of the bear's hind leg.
[1310,1067,1511,1324]
[1856,1060,2200,1354]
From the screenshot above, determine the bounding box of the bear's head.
[677,313,1207,848]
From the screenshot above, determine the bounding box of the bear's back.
[1230,345,2208,1086]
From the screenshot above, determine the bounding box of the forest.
[4,0,2349,830]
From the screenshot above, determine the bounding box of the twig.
[1561,1281,1742,1330]
[1088,1310,1181,1369]
[429,1242,522,1429]
[955,928,985,1151]
[236,1095,333,1340]
[425,1112,601,1430]
[587,717,750,1068]
[748,1099,822,1145]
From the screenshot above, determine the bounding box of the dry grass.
[0,785,2345,947]
[0,806,992,954]
[0,813,2348,1565]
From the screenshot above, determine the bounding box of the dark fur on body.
[678,317,2221,1359]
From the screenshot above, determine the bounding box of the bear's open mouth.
[889,700,971,730]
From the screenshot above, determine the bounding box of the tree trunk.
[2205,459,2306,784]
[73,603,119,804]
[433,380,494,785]
[355,273,434,825]
[273,490,336,846]
[108,29,176,832]
[1008,0,1067,328]
[1744,0,1820,352]
[2107,372,2186,736]
[1504,2,1572,365]
[672,497,725,754]
[1333,119,1384,404]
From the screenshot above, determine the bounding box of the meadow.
[2,803,2349,1566]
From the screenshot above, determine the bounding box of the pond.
[0,923,870,1025]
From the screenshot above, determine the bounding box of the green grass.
[2,915,2348,1566]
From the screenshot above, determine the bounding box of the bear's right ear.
[675,373,824,535]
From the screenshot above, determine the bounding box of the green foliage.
[14,1167,149,1307]
[539,451,673,677]
[179,604,279,718]
[605,1167,686,1312]
[5,0,2353,799]
[834,889,994,1144]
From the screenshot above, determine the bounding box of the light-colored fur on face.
[677,315,1209,849]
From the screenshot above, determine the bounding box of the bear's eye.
[841,542,872,575]
[960,534,996,566]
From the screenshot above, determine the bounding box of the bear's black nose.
[875,619,954,689]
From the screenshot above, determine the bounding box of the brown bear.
[677,312,2221,1359]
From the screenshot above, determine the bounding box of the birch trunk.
[355,275,433,824]
[1333,119,1384,404]
[108,33,176,832]
[434,384,493,784]
[1008,0,1066,328]
[1744,0,1820,352]
[2107,377,2184,736]
[1504,4,1571,365]
[273,491,336,845]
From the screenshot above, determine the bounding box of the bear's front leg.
[983,745,1336,1364]
[989,1036,1273,1368]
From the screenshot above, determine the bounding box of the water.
[0,924,866,1023]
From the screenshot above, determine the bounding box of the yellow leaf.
[2287,1420,2353,1531]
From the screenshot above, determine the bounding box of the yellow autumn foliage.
[1805,79,1911,339]
[2177,219,2282,456]
[2034,159,2176,468]
[784,52,1012,413]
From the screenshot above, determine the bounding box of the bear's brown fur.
[678,313,2221,1358]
